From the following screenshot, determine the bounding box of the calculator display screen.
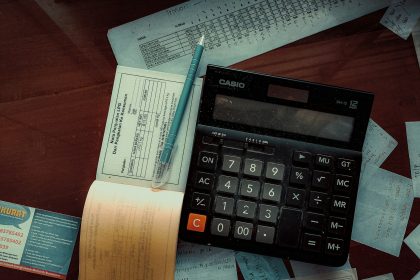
[213,95,355,142]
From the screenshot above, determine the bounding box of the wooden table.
[0,1,419,279]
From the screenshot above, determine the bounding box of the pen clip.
[152,145,178,189]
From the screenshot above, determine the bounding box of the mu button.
[187,213,207,232]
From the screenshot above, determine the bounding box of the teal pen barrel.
[160,43,204,164]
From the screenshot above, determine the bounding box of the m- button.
[198,151,218,170]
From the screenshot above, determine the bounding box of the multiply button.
[198,151,218,170]
[286,188,306,208]
[195,172,215,191]
[334,175,353,193]
[289,167,309,186]
[325,238,344,255]
[315,154,333,170]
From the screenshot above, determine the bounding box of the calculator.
[179,65,373,266]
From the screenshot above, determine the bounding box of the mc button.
[198,151,218,170]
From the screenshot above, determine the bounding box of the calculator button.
[187,213,207,232]
[302,233,322,252]
[331,195,350,215]
[236,200,257,220]
[265,162,285,181]
[328,216,346,236]
[217,175,239,195]
[315,154,333,170]
[191,192,211,211]
[243,158,263,177]
[195,172,215,191]
[289,167,309,187]
[325,238,344,255]
[277,208,302,248]
[256,225,275,244]
[311,171,331,190]
[293,151,312,166]
[308,191,329,211]
[214,196,235,216]
[234,221,253,240]
[262,183,282,203]
[211,218,231,237]
[337,158,354,172]
[221,155,241,173]
[303,212,326,232]
[198,151,218,170]
[334,175,353,193]
[258,204,279,224]
[240,179,261,199]
[286,188,306,208]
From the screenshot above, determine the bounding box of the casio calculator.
[179,65,373,266]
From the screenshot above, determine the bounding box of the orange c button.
[187,213,207,232]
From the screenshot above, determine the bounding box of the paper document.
[79,181,184,280]
[380,0,420,39]
[175,241,237,280]
[412,19,420,67]
[363,273,394,280]
[290,259,351,278]
[96,66,202,192]
[235,251,289,280]
[362,119,398,168]
[404,225,420,258]
[292,268,358,280]
[412,272,420,280]
[108,0,390,76]
[352,164,414,256]
[406,121,420,197]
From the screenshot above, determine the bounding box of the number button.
[265,162,285,181]
[243,158,263,177]
[258,204,279,224]
[217,175,238,195]
[222,155,241,173]
[211,218,230,237]
[234,221,253,240]
[214,196,234,216]
[239,179,260,199]
[236,200,257,220]
[198,151,218,170]
[262,183,282,203]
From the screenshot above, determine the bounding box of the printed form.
[96,66,202,192]
[108,0,390,76]
[406,121,420,198]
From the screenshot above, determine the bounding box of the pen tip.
[198,35,204,45]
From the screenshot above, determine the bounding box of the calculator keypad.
[182,135,359,266]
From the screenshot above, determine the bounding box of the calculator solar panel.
[179,65,373,266]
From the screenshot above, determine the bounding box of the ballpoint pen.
[153,35,205,188]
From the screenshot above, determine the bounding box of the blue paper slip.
[412,271,420,280]
[175,241,237,280]
[0,200,80,279]
[363,273,395,280]
[404,225,420,259]
[290,258,350,278]
[362,119,398,168]
[406,121,420,198]
[380,0,420,40]
[235,251,289,280]
[352,164,414,256]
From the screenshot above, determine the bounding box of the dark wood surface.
[0,1,419,279]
